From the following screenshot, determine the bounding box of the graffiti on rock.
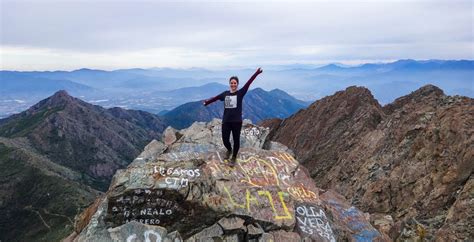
[243,126,263,139]
[223,186,292,220]
[154,166,201,177]
[206,150,322,223]
[207,150,299,189]
[106,189,181,227]
[287,183,318,202]
[126,230,162,242]
[327,199,381,241]
[296,204,336,242]
[238,156,282,187]
[153,166,201,189]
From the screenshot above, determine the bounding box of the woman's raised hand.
[256,67,263,74]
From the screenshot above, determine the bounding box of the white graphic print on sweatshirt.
[224,95,237,108]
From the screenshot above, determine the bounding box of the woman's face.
[230,79,238,92]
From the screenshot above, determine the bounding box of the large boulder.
[68,119,388,241]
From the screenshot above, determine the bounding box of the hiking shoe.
[229,156,237,167]
[224,149,232,160]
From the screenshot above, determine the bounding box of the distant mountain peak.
[43,89,76,108]
[384,84,446,113]
[252,87,266,92]
[344,85,371,93]
[317,63,345,70]
[411,84,445,97]
[70,68,108,74]
[269,88,285,92]
[201,82,226,87]
[332,86,378,104]
[394,59,416,63]
[73,68,93,72]
[52,89,70,98]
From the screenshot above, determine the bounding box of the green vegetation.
[0,106,64,138]
[0,143,97,242]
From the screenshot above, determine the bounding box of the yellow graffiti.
[246,188,260,211]
[276,152,298,165]
[287,184,318,202]
[223,186,259,212]
[224,186,292,220]
[208,151,301,189]
[238,156,280,187]
[267,153,298,175]
[207,155,239,177]
[257,190,292,220]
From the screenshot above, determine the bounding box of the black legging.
[222,122,242,158]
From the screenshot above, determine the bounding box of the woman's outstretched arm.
[203,96,219,106]
[241,67,263,94]
[203,91,225,106]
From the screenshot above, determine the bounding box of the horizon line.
[1,58,473,72]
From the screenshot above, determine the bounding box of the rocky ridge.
[261,85,473,240]
[0,90,167,190]
[67,119,388,241]
[0,90,168,241]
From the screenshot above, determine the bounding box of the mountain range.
[1,59,472,118]
[162,87,310,129]
[0,90,167,190]
[0,88,307,241]
[0,81,472,240]
[261,84,473,239]
[0,91,167,241]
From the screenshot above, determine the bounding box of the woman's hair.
[229,76,239,84]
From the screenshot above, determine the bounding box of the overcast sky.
[1,0,473,70]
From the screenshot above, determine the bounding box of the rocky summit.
[66,119,388,241]
[261,85,473,240]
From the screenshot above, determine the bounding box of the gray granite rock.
[218,217,246,231]
[131,139,167,165]
[162,126,180,146]
[77,221,181,242]
[185,223,223,242]
[70,120,388,242]
[263,140,295,157]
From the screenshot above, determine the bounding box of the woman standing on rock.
[203,67,263,166]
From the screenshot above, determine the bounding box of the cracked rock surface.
[261,85,474,240]
[68,119,388,241]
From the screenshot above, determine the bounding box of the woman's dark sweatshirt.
[204,70,260,123]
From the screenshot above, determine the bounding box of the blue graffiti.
[327,199,381,241]
[354,229,380,242]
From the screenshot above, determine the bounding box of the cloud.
[1,0,472,70]
[0,45,236,70]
